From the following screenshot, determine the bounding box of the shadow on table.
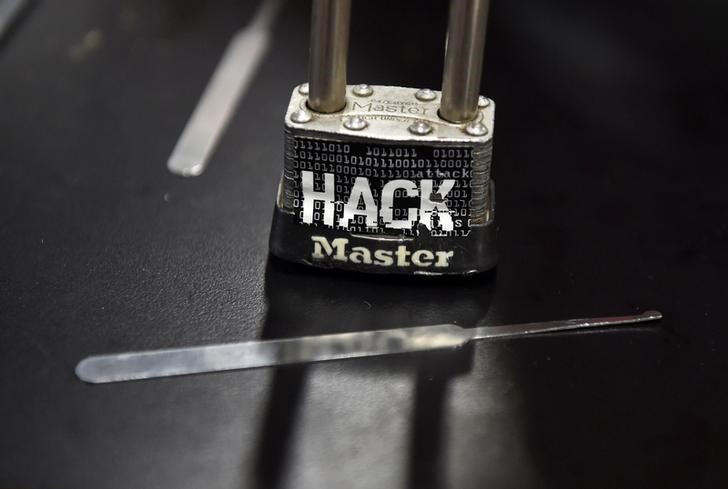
[252,257,494,489]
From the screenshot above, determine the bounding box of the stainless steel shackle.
[306,0,491,123]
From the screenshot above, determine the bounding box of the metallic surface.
[352,83,373,97]
[342,115,368,130]
[440,0,491,123]
[289,108,313,123]
[307,0,351,113]
[415,88,437,102]
[408,120,433,135]
[167,0,282,176]
[286,84,494,143]
[281,85,495,232]
[76,311,661,383]
[471,311,662,340]
[269,200,497,275]
[465,121,488,136]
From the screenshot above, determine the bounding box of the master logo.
[310,236,454,268]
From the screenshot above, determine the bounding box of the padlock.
[269,0,495,275]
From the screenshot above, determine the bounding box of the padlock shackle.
[440,0,491,123]
[308,0,351,113]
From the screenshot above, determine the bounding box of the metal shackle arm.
[308,0,351,113]
[440,0,491,123]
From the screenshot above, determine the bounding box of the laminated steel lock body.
[269,0,496,275]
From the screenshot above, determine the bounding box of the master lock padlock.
[269,0,495,275]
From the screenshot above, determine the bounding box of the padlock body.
[269,85,496,276]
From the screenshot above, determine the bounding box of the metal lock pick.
[76,311,662,383]
[268,0,496,275]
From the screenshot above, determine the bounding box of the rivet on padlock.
[269,0,496,276]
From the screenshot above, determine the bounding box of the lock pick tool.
[76,311,662,384]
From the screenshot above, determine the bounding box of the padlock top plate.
[285,85,494,144]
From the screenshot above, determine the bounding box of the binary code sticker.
[285,137,473,237]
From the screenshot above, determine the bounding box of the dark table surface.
[2,1,727,488]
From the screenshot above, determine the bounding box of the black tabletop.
[2,1,727,488]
